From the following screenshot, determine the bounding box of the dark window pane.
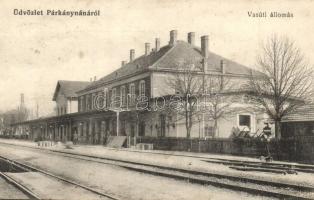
[239,115,250,127]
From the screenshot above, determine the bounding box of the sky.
[0,0,314,117]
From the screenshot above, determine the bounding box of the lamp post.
[197,114,202,153]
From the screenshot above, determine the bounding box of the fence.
[135,136,314,164]
[136,136,267,155]
[279,136,314,163]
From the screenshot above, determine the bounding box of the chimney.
[201,35,209,58]
[188,32,195,45]
[220,60,226,74]
[201,35,209,71]
[130,49,135,62]
[121,61,126,67]
[94,76,97,81]
[145,43,150,56]
[169,30,177,46]
[90,78,92,82]
[155,38,160,52]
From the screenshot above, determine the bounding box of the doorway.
[139,122,145,136]
[160,114,166,137]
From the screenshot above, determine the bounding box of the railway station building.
[53,80,90,116]
[11,30,272,145]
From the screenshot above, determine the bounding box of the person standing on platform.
[73,131,78,145]
[262,123,272,162]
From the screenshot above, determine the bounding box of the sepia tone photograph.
[0,0,314,199]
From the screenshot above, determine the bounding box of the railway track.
[0,142,314,199]
[103,145,314,174]
[0,155,121,200]
[0,170,40,200]
[109,147,314,173]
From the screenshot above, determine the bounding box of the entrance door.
[72,127,77,141]
[139,122,145,136]
[91,122,95,144]
[86,122,89,142]
[160,115,166,137]
[97,121,101,144]
[130,124,135,137]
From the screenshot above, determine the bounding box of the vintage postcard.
[0,0,314,199]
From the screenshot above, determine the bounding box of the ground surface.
[0,139,279,200]
[0,176,29,199]
[0,146,271,200]
[6,172,108,200]
[11,139,313,188]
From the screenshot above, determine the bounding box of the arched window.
[120,86,126,106]
[139,80,145,96]
[85,94,89,111]
[88,94,92,110]
[92,93,95,110]
[129,83,135,104]
[81,96,85,112]
[80,96,84,112]
[111,88,116,102]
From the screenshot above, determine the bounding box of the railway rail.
[0,154,121,200]
[0,170,40,200]
[109,147,314,172]
[0,141,314,199]
[103,145,314,174]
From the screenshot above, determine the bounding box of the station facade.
[12,30,270,144]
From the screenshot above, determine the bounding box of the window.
[85,94,89,111]
[92,93,95,110]
[205,125,215,137]
[80,97,83,112]
[239,115,251,128]
[120,86,126,106]
[103,88,108,108]
[129,84,135,104]
[111,88,116,102]
[82,96,85,112]
[139,80,145,96]
[95,91,103,109]
[175,80,181,94]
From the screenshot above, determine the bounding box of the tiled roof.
[80,41,260,92]
[52,80,90,101]
[282,104,314,122]
[153,41,255,75]
[84,45,172,91]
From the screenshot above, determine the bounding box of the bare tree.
[249,35,314,139]
[166,59,203,138]
[166,59,239,138]
[206,76,236,137]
